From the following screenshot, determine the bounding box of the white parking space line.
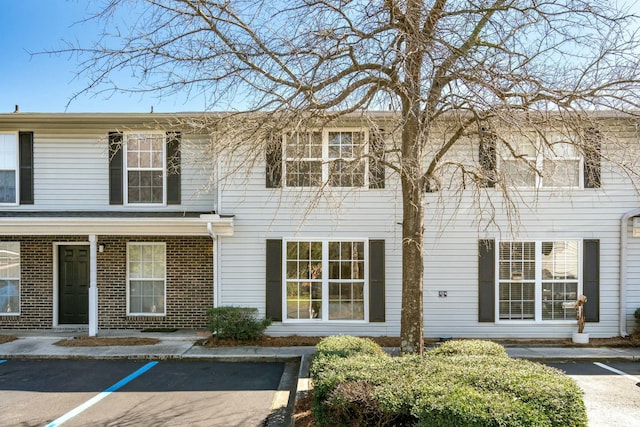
[593,362,640,383]
[44,361,158,427]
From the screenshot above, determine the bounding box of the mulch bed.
[0,335,17,344]
[199,334,640,348]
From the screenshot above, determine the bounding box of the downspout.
[88,235,98,337]
[207,222,220,308]
[619,208,640,337]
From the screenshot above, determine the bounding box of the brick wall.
[0,235,214,330]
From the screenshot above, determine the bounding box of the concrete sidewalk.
[2,329,640,361]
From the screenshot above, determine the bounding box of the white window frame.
[282,238,369,323]
[495,239,582,324]
[0,242,20,316]
[283,128,369,189]
[500,133,583,189]
[126,242,167,316]
[123,131,167,206]
[0,132,19,206]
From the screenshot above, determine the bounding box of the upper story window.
[124,132,166,204]
[0,133,18,204]
[501,134,582,189]
[498,240,580,322]
[109,130,181,206]
[284,129,368,188]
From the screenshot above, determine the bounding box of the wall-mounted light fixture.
[98,244,105,253]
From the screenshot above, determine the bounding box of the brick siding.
[0,235,213,330]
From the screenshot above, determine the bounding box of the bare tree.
[58,0,640,354]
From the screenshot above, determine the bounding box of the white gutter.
[619,208,640,337]
[0,215,234,236]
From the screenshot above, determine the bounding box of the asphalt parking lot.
[0,359,285,427]
[548,361,640,427]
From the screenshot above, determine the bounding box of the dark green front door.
[58,245,90,324]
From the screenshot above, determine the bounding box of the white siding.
[219,155,403,336]
[1,127,215,211]
[218,122,640,339]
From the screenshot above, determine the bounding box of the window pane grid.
[501,134,582,188]
[285,130,366,188]
[286,241,323,319]
[542,282,578,320]
[499,282,535,320]
[285,161,322,187]
[498,240,579,322]
[128,243,165,315]
[0,242,20,314]
[285,240,366,321]
[126,133,165,204]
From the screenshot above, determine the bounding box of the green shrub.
[634,307,640,320]
[316,335,387,358]
[206,306,271,340]
[311,337,587,427]
[427,339,508,358]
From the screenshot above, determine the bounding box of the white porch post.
[88,235,99,336]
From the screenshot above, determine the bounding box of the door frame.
[53,241,91,328]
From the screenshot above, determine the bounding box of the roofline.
[0,109,637,126]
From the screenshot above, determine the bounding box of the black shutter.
[18,131,34,204]
[167,132,181,205]
[478,239,495,322]
[369,130,385,189]
[108,132,123,205]
[265,239,283,321]
[266,134,282,188]
[479,126,497,188]
[369,240,385,322]
[583,239,600,322]
[584,128,601,189]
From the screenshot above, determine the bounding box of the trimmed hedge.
[427,339,508,358]
[310,337,587,427]
[316,335,388,358]
[206,306,271,340]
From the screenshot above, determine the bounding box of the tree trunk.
[400,171,425,355]
[398,0,426,356]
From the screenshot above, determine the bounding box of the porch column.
[88,235,99,336]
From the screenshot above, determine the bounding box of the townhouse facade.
[0,114,232,335]
[1,112,639,339]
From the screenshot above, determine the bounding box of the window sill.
[126,313,166,318]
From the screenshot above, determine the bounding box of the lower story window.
[0,242,19,314]
[498,240,579,321]
[127,242,166,315]
[285,240,366,321]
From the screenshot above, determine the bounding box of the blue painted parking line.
[0,360,6,364]
[44,361,158,427]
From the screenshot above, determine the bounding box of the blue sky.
[1,1,639,114]
[0,0,205,113]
